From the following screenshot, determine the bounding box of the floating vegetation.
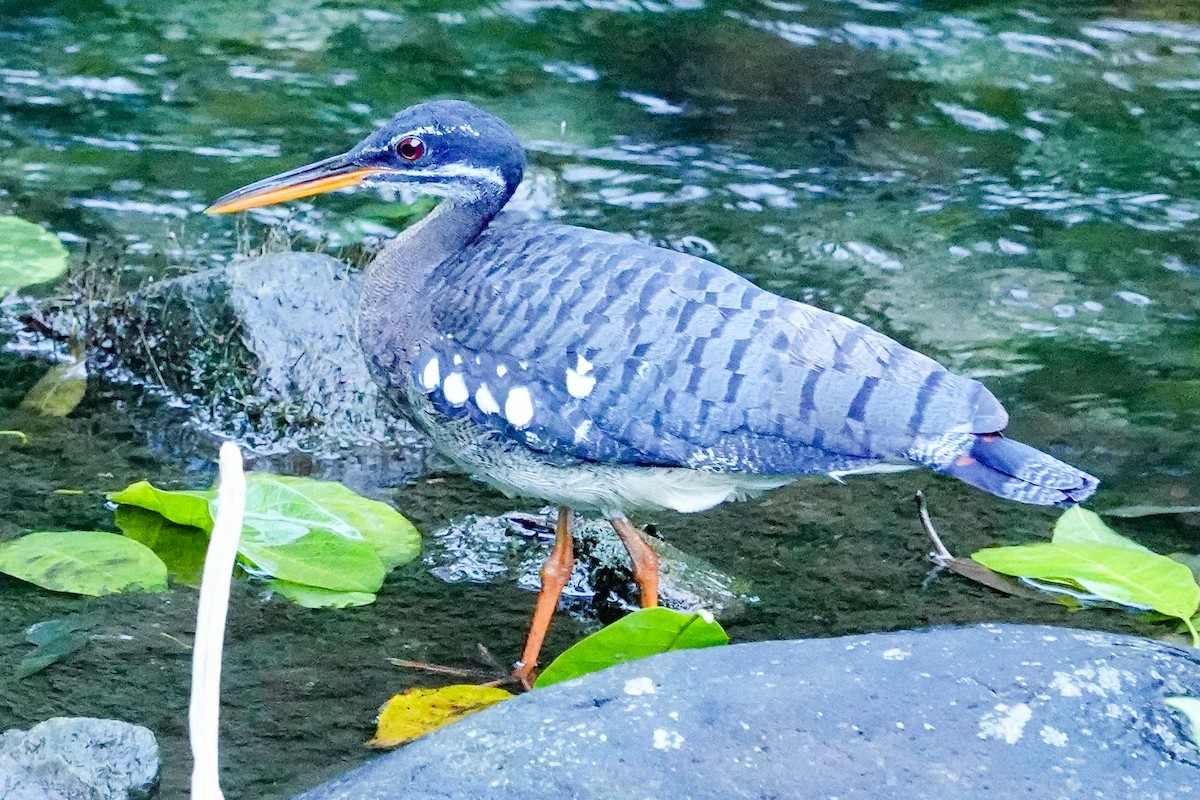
[0,216,68,296]
[110,473,422,606]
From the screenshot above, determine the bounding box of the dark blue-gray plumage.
[207,98,1098,679]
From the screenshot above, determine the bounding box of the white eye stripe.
[401,164,507,186]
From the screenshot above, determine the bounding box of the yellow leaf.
[367,684,512,748]
[20,356,87,417]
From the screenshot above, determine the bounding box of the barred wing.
[407,223,1007,474]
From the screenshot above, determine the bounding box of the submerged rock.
[424,508,756,619]
[17,249,433,486]
[82,251,420,451]
[294,624,1200,800]
[0,717,160,800]
[16,177,561,456]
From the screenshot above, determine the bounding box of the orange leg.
[610,516,659,609]
[513,506,574,688]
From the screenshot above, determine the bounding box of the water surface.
[2,1,1199,796]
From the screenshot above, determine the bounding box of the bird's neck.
[357,191,506,373]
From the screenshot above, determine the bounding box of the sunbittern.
[207,100,1098,685]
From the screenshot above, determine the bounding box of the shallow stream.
[2,1,1199,797]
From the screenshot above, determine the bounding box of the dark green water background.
[2,1,1199,797]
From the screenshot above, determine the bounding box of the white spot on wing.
[573,420,592,443]
[566,368,596,398]
[453,354,463,366]
[475,383,500,414]
[575,354,593,374]
[624,677,656,696]
[505,386,534,428]
[420,357,440,391]
[496,364,508,377]
[443,372,468,406]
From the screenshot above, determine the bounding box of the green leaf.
[0,531,168,596]
[1165,697,1200,753]
[239,528,385,593]
[19,357,87,417]
[110,473,420,596]
[1105,505,1200,519]
[535,608,729,688]
[267,579,376,608]
[1052,506,1153,553]
[1171,553,1200,582]
[235,475,420,568]
[108,481,215,531]
[114,506,208,587]
[16,618,89,679]
[972,542,1200,623]
[0,216,69,295]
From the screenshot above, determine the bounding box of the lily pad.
[108,481,215,531]
[267,579,376,608]
[235,475,420,568]
[110,472,421,600]
[115,506,209,586]
[1053,506,1154,553]
[535,608,729,688]
[972,542,1200,642]
[368,685,513,748]
[0,216,69,295]
[0,531,168,596]
[239,528,385,593]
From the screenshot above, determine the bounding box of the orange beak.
[204,153,387,214]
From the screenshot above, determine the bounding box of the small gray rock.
[294,624,1200,799]
[0,718,160,800]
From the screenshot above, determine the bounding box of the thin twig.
[913,491,1056,603]
[475,643,506,673]
[160,632,192,651]
[139,327,169,390]
[915,491,953,563]
[386,659,492,679]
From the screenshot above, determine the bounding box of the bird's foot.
[511,660,538,692]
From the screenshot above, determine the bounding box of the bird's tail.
[908,433,1098,506]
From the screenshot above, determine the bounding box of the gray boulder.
[294,624,1200,799]
[0,717,160,800]
[88,251,417,450]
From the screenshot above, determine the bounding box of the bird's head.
[205,99,525,214]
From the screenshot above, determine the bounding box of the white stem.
[190,441,246,800]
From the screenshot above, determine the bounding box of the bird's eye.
[396,136,426,162]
